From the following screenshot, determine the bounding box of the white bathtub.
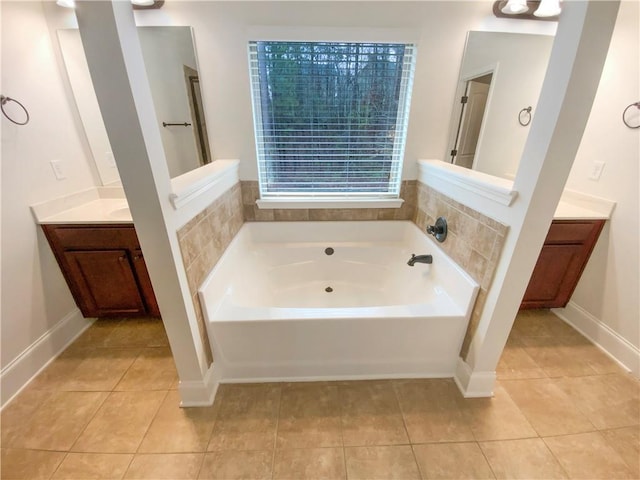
[199,221,479,382]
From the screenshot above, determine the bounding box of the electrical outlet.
[50,160,66,180]
[105,151,116,167]
[589,161,605,181]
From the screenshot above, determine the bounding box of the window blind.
[248,41,416,198]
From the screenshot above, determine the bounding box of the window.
[248,41,416,200]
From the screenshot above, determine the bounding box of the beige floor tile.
[207,384,281,451]
[600,426,640,477]
[413,442,495,479]
[460,385,537,441]
[501,379,595,436]
[62,347,141,391]
[544,431,636,479]
[52,453,133,479]
[72,391,166,453]
[276,383,342,449]
[5,391,107,451]
[554,373,640,429]
[102,318,169,348]
[272,447,346,480]
[339,382,409,446]
[24,349,81,391]
[138,390,218,453]
[115,347,178,391]
[73,319,120,347]
[510,310,581,339]
[480,438,567,479]
[198,450,272,480]
[124,453,203,479]
[344,445,420,480]
[1,389,52,446]
[497,343,547,380]
[395,379,474,443]
[0,448,65,479]
[519,336,600,377]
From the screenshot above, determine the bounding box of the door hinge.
[450,149,458,157]
[460,96,468,104]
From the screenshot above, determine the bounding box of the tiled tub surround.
[177,183,244,366]
[413,182,509,359]
[241,180,417,221]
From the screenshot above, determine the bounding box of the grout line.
[270,384,283,480]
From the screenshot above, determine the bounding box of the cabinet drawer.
[44,225,139,250]
[545,221,602,244]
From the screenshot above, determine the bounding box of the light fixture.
[534,0,562,17]
[56,0,162,8]
[501,0,529,15]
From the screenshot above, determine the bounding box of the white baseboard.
[178,362,220,407]
[0,309,94,409]
[453,357,496,398]
[553,302,640,378]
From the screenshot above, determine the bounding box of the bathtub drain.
[324,247,334,255]
[325,286,333,293]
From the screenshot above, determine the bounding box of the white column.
[457,0,621,396]
[75,1,215,405]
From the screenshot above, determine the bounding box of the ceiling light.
[501,0,529,15]
[131,0,155,5]
[534,0,562,17]
[56,0,76,7]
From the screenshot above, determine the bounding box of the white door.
[453,79,490,169]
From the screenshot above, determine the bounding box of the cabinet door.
[131,249,161,317]
[521,244,585,309]
[63,250,146,317]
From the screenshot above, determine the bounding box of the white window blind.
[248,41,416,198]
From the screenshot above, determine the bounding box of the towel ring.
[1,95,29,126]
[518,106,532,126]
[622,102,640,129]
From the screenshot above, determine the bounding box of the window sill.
[256,198,404,210]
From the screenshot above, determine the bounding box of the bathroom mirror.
[446,31,554,179]
[58,26,212,184]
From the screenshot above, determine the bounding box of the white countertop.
[31,184,613,225]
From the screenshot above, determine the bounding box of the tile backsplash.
[413,182,509,360]
[240,180,417,221]
[177,183,244,366]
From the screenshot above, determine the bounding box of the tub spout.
[408,254,433,266]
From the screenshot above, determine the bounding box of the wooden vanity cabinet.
[520,219,605,310]
[42,224,160,318]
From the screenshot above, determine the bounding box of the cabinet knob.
[133,255,142,261]
[119,255,126,262]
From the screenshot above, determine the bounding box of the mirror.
[446,31,554,179]
[58,26,212,184]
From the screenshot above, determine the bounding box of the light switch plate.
[50,160,66,180]
[589,161,605,181]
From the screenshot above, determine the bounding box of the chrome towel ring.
[1,95,30,125]
[622,101,640,129]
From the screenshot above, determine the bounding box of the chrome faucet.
[407,253,433,266]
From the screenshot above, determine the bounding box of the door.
[452,74,492,169]
[64,250,146,317]
[131,249,161,317]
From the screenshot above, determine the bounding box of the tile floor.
[1,310,638,479]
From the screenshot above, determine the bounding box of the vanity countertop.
[32,192,132,225]
[553,200,611,220]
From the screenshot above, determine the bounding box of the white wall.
[557,1,639,353]
[130,1,554,181]
[138,27,201,178]
[455,32,554,178]
[1,1,98,404]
